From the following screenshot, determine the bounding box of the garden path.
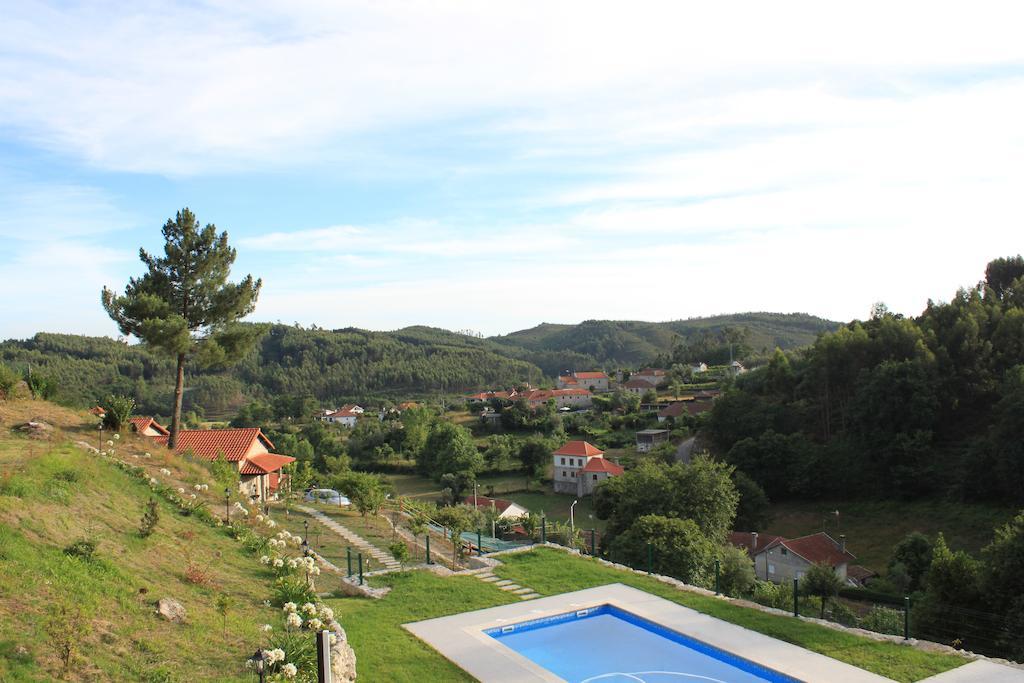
[297,505,402,571]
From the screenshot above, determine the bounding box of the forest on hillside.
[0,313,831,417]
[708,256,1024,506]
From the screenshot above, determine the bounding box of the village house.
[656,399,713,421]
[730,531,859,585]
[466,390,516,402]
[520,388,592,410]
[156,428,295,502]
[622,378,656,396]
[129,416,170,437]
[729,360,748,376]
[552,440,624,496]
[462,495,529,520]
[633,368,668,387]
[635,428,670,453]
[320,408,358,428]
[558,371,609,392]
[691,362,708,374]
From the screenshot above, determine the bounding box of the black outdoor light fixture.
[248,648,267,683]
[303,519,309,544]
[224,488,231,522]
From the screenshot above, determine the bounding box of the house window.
[571,471,576,477]
[781,548,788,556]
[592,474,598,480]
[768,563,776,575]
[560,457,565,465]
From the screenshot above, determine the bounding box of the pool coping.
[403,583,895,682]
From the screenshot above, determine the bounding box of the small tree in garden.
[718,544,756,596]
[803,562,844,618]
[100,394,136,431]
[139,498,160,537]
[214,594,233,640]
[434,505,478,565]
[46,601,85,677]
[388,540,410,567]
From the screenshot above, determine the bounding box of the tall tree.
[102,208,262,447]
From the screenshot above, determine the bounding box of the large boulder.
[15,420,53,440]
[330,627,357,681]
[156,598,186,624]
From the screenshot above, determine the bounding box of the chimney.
[839,534,846,553]
[751,531,759,552]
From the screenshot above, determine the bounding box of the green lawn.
[492,548,967,683]
[503,491,606,531]
[388,471,533,500]
[763,500,1017,572]
[327,571,518,682]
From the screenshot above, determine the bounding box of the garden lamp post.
[98,422,104,451]
[224,488,231,523]
[302,541,312,586]
[570,499,579,543]
[303,520,309,545]
[248,648,267,683]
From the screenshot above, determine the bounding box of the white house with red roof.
[319,408,358,428]
[156,428,295,502]
[552,440,624,496]
[558,371,609,392]
[129,416,170,437]
[519,388,592,410]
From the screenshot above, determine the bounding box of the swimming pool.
[484,604,799,683]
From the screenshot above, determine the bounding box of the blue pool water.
[485,604,799,683]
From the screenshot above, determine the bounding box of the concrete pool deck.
[404,583,896,682]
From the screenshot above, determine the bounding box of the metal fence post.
[590,529,596,556]
[425,535,432,564]
[541,516,546,544]
[793,578,799,617]
[346,547,352,577]
[714,559,721,595]
[477,528,483,556]
[647,543,653,574]
[358,553,364,585]
[904,596,910,640]
[316,629,333,683]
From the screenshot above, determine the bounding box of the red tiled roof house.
[558,371,609,393]
[552,440,624,496]
[746,532,857,584]
[129,416,170,437]
[156,428,295,502]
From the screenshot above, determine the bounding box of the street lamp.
[224,488,231,523]
[570,499,579,544]
[303,520,309,545]
[248,648,268,683]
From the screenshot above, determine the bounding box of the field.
[763,500,1018,572]
[327,546,966,683]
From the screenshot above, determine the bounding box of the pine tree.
[102,208,263,447]
[139,498,160,537]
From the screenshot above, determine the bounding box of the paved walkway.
[463,566,540,601]
[297,505,402,572]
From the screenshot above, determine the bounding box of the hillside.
[0,400,281,681]
[0,313,835,417]
[489,313,839,371]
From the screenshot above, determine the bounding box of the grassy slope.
[0,400,280,682]
[763,500,1018,571]
[493,548,966,683]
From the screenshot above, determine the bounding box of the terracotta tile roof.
[521,389,591,403]
[728,531,785,557]
[467,391,512,401]
[657,402,688,418]
[763,532,856,567]
[129,416,169,436]
[847,564,877,583]
[580,457,624,476]
[155,428,274,462]
[635,368,666,376]
[398,402,419,410]
[574,371,608,380]
[327,409,358,418]
[89,406,106,416]
[558,376,579,384]
[624,379,655,389]
[239,452,296,475]
[554,440,604,457]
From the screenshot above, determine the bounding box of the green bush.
[839,586,905,606]
[717,544,755,597]
[750,579,794,610]
[63,539,97,561]
[139,499,159,538]
[100,394,136,431]
[23,371,56,400]
[0,363,19,399]
[860,605,904,635]
[827,600,859,627]
[271,577,316,607]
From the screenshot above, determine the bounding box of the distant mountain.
[0,313,837,415]
[488,313,839,372]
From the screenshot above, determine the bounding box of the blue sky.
[2,1,1024,339]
